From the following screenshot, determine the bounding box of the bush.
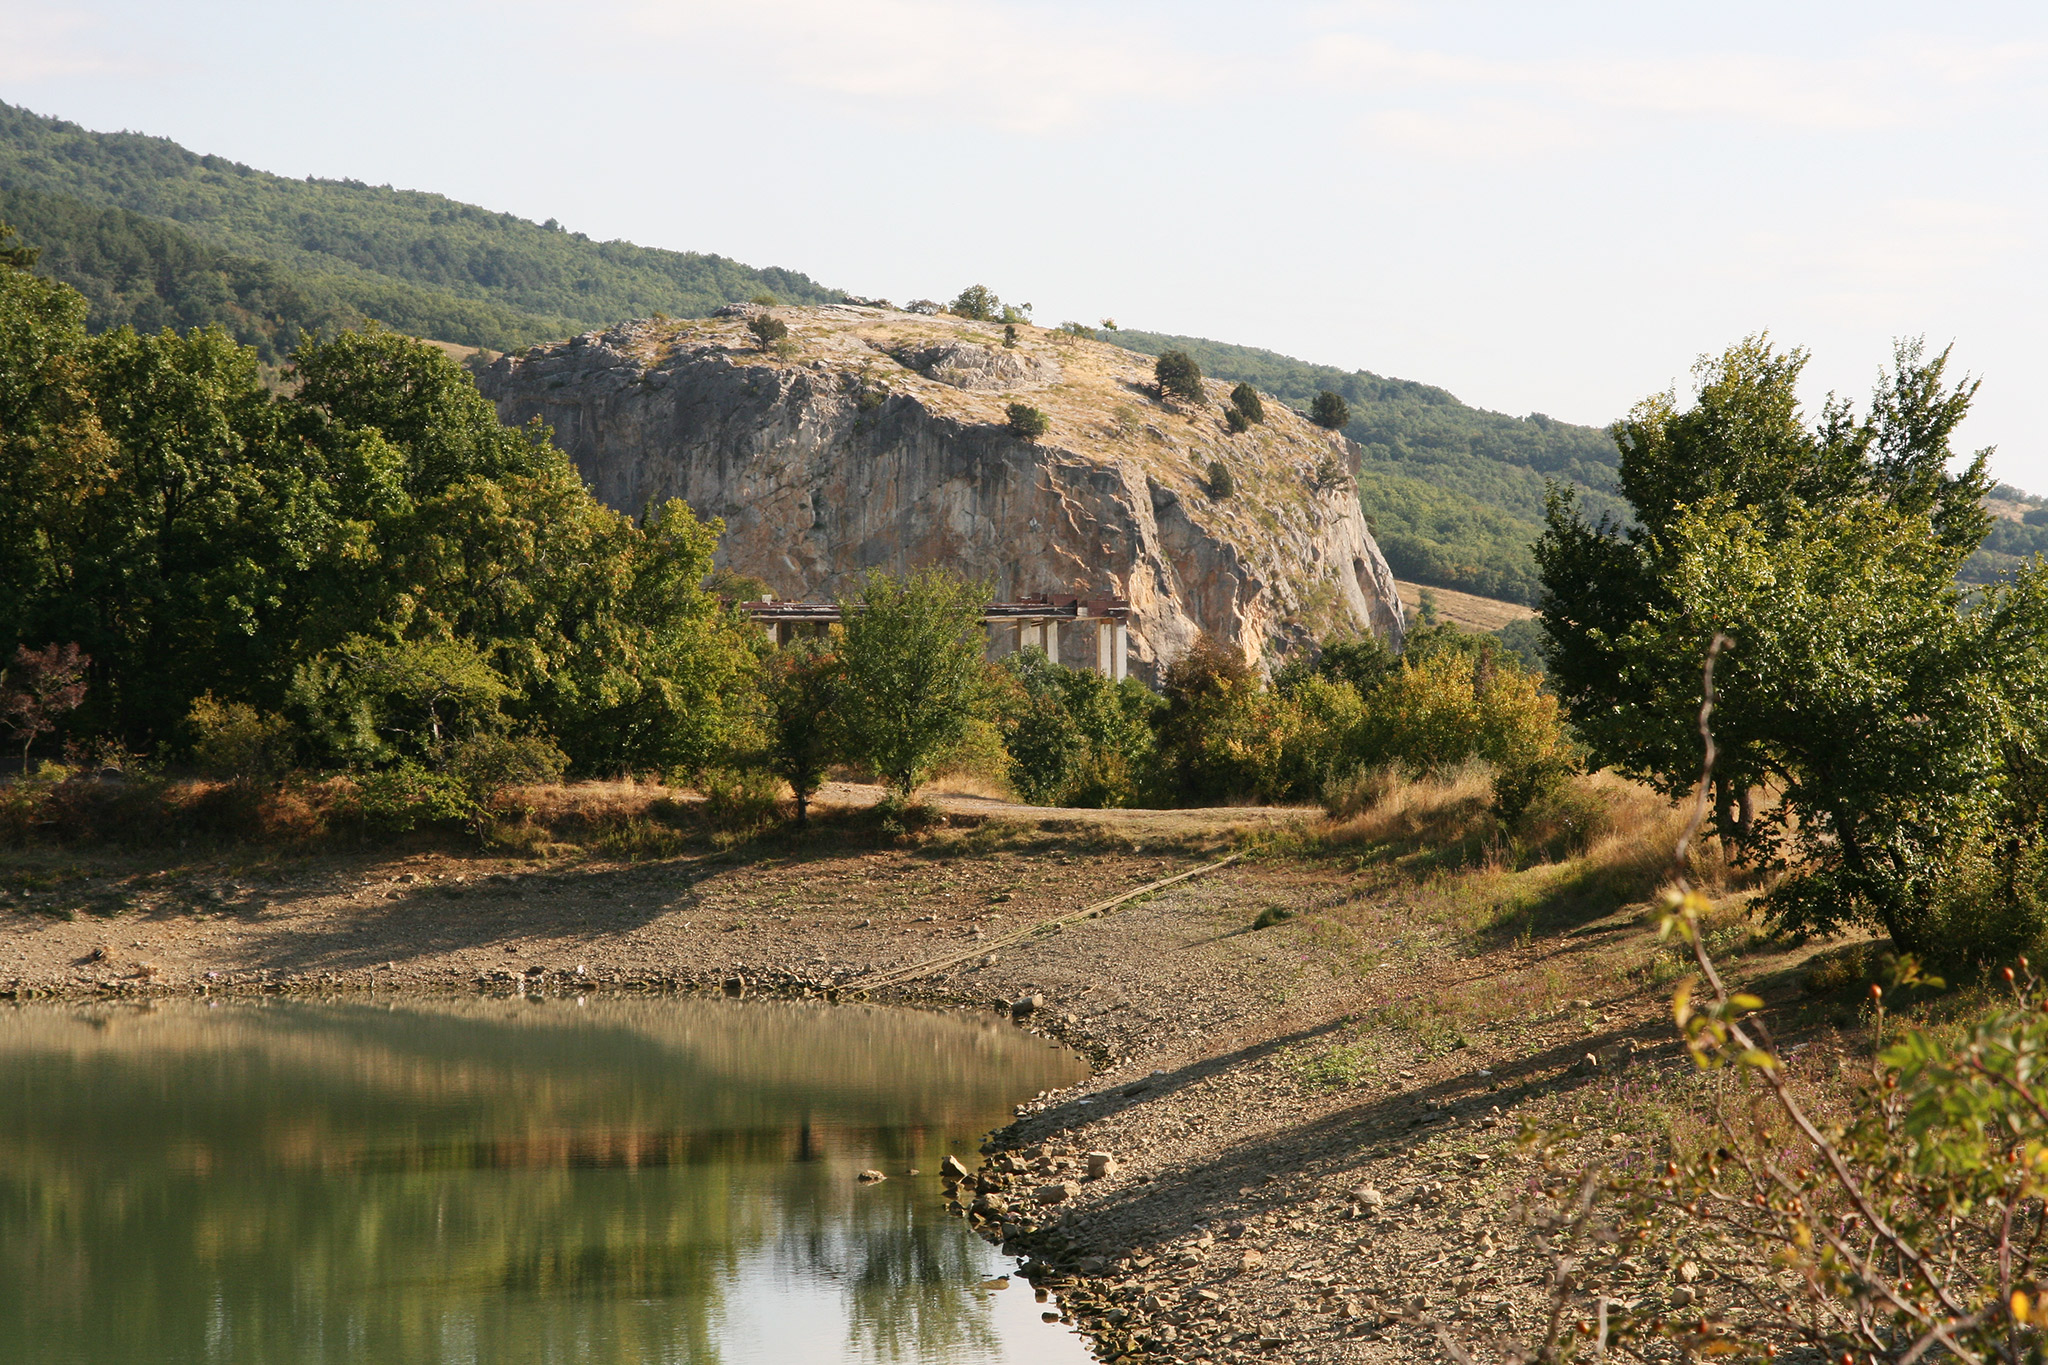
[1352,648,1572,785]
[1006,403,1051,439]
[747,314,788,349]
[1003,323,1018,348]
[444,732,567,803]
[749,292,779,307]
[1309,390,1349,429]
[1224,406,1250,434]
[905,299,942,315]
[1000,649,1161,808]
[187,694,295,785]
[351,761,477,834]
[1206,460,1235,498]
[1155,349,1204,403]
[700,767,782,839]
[1229,383,1265,423]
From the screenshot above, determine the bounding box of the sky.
[5,0,2045,486]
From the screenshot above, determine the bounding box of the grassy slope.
[0,101,839,350]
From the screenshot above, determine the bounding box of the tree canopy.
[0,243,757,774]
[1535,334,2046,956]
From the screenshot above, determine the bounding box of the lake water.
[0,995,1096,1365]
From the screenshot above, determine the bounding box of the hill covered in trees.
[16,98,2023,607]
[0,101,839,351]
[1112,329,1629,603]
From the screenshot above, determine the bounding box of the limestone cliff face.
[478,306,1403,679]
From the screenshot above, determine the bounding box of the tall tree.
[834,569,991,797]
[760,639,843,825]
[1536,335,2013,953]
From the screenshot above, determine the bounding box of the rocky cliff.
[478,306,1403,679]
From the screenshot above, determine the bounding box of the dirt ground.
[0,779,1849,1364]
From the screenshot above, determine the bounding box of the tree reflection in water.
[0,995,1091,1365]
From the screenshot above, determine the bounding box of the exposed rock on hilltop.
[478,306,1403,676]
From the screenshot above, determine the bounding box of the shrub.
[1155,349,1204,403]
[1000,649,1161,807]
[351,761,478,834]
[1575,893,2048,1364]
[747,314,788,349]
[187,694,295,785]
[1058,321,1094,338]
[1229,383,1265,423]
[1352,648,1571,783]
[749,292,779,307]
[700,767,782,839]
[905,299,942,315]
[444,732,567,803]
[1003,323,1018,348]
[1006,403,1051,439]
[1154,635,1286,803]
[1206,460,1235,498]
[1224,406,1249,434]
[1309,390,1349,429]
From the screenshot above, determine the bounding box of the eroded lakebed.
[0,994,1093,1365]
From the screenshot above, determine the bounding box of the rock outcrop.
[478,306,1403,679]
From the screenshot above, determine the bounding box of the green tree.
[760,640,843,825]
[1155,349,1204,403]
[747,314,788,349]
[948,285,1000,322]
[999,648,1160,807]
[1006,403,1050,439]
[1309,390,1349,429]
[834,568,993,797]
[1206,460,1234,498]
[1224,406,1249,434]
[0,219,39,270]
[1537,336,2015,954]
[1229,382,1264,423]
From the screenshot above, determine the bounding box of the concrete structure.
[740,593,1132,682]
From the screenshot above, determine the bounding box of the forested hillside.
[15,97,2023,607]
[1113,329,1629,602]
[0,101,838,349]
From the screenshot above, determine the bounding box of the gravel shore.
[1,803,1701,1363]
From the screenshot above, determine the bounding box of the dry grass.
[1395,579,1536,632]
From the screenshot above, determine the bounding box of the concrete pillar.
[1113,622,1128,681]
[1095,621,1114,676]
[765,620,783,647]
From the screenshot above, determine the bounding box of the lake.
[0,994,1095,1364]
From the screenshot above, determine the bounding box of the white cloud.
[0,8,135,82]
[613,0,1223,133]
[1303,27,2048,154]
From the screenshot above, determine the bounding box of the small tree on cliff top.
[1310,390,1350,430]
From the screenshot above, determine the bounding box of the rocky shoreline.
[1,821,1696,1364]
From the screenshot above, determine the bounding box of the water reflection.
[0,996,1094,1365]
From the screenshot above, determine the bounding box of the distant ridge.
[0,100,840,351]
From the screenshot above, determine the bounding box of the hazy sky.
[5,0,2045,487]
